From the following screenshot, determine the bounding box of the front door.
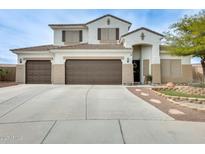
[133,60,140,83]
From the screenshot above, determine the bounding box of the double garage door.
[26,59,122,84]
[65,60,122,84]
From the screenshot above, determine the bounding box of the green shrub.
[146,75,152,82]
[0,68,9,81]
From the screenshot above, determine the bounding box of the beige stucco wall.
[52,64,65,84]
[182,64,193,82]
[16,64,25,83]
[151,64,161,84]
[143,60,149,76]
[161,61,193,83]
[122,64,133,84]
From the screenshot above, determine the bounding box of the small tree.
[0,68,8,81]
[164,10,205,82]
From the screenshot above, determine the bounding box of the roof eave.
[10,50,50,54]
[48,14,132,29]
[50,48,132,53]
[121,27,164,38]
[49,25,87,29]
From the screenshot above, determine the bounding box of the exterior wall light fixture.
[127,57,129,63]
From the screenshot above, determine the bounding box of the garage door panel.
[26,60,51,84]
[65,59,122,84]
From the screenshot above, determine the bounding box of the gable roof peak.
[86,14,132,25]
[121,27,164,37]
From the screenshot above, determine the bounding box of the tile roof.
[49,14,132,28]
[58,43,129,49]
[10,45,58,52]
[49,24,87,29]
[49,24,86,27]
[10,43,130,52]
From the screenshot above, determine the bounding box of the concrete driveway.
[0,85,205,143]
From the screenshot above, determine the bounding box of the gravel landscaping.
[152,87,205,110]
[127,87,205,122]
[157,88,205,99]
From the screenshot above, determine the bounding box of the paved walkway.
[0,85,205,143]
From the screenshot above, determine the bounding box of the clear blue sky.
[0,9,201,64]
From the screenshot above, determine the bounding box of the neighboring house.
[11,14,193,84]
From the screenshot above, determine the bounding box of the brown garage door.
[65,59,122,84]
[26,60,51,84]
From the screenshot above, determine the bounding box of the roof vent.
[107,18,110,25]
[140,32,145,40]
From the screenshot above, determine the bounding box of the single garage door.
[65,59,122,84]
[26,60,51,84]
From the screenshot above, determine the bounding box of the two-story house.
[11,14,193,84]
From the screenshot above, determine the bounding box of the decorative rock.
[150,99,161,104]
[140,92,149,96]
[135,89,142,92]
[166,82,176,88]
[169,109,185,115]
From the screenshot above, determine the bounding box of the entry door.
[133,60,140,82]
[65,59,122,84]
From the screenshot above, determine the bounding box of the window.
[62,30,83,43]
[98,28,119,42]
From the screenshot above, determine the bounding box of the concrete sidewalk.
[1,120,205,144]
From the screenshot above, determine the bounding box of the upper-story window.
[62,30,83,44]
[98,28,119,43]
